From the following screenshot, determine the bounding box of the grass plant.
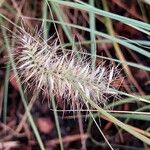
[0,0,150,149]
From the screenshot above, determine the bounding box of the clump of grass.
[1,0,150,149]
[13,26,119,110]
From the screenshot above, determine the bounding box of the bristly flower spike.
[13,27,120,110]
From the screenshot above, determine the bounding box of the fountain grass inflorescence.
[13,26,120,110]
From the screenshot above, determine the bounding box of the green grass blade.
[106,95,150,109]
[49,1,73,43]
[50,96,64,150]
[89,0,96,69]
[42,0,48,40]
[3,62,10,123]
[48,0,150,32]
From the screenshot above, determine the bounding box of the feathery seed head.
[13,27,120,110]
